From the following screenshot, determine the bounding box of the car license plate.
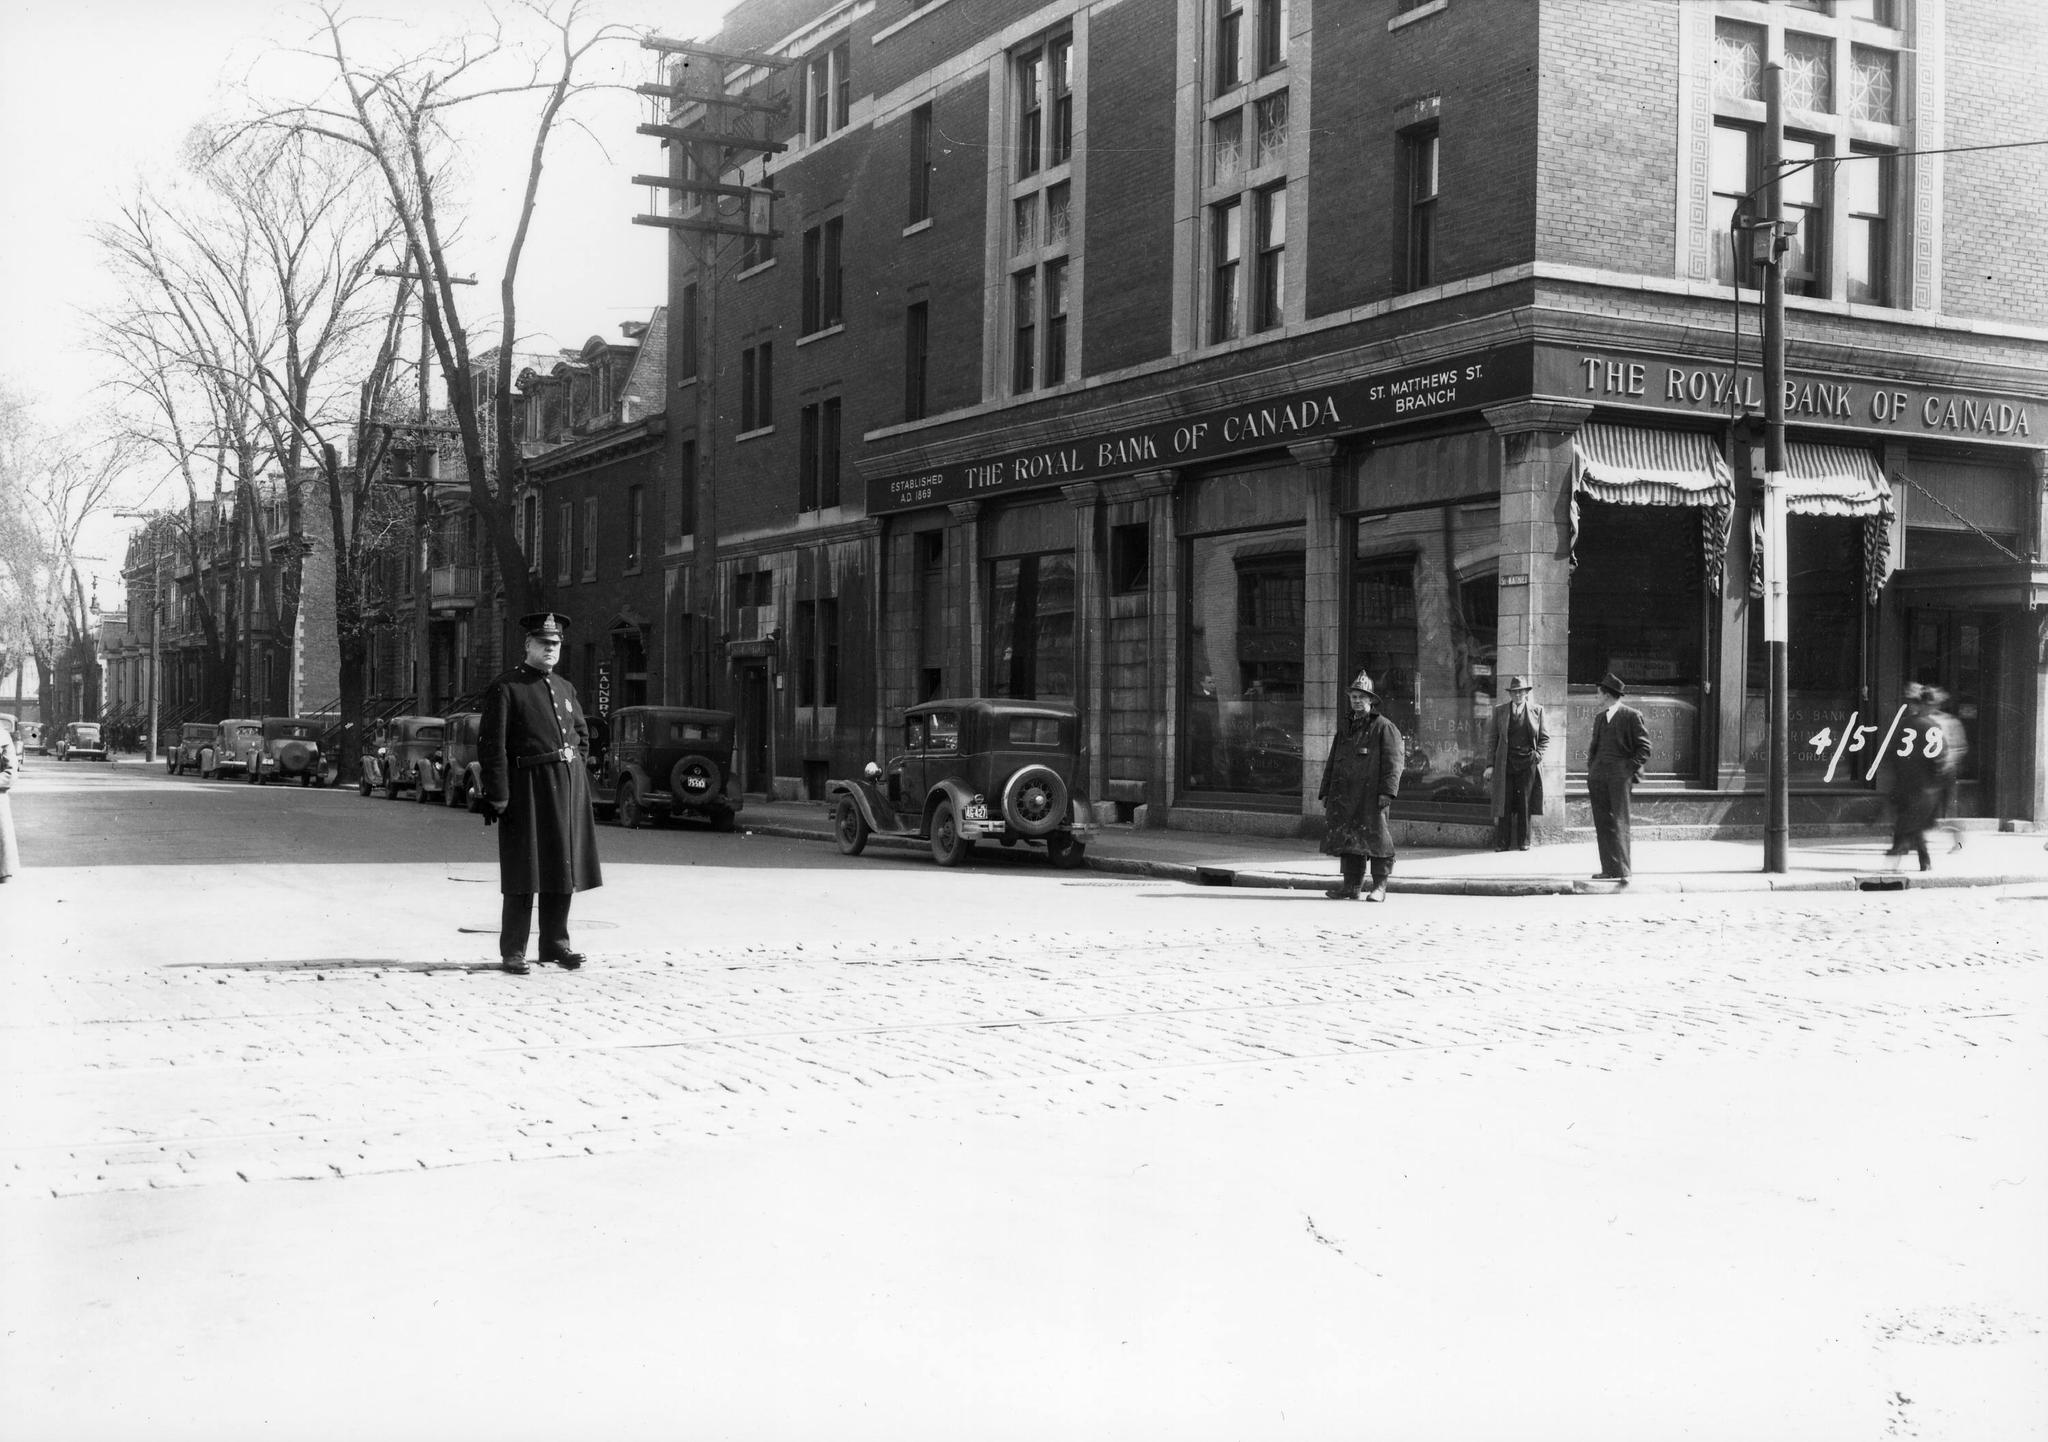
[963,803,987,821]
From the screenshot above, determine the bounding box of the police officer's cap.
[519,611,570,640]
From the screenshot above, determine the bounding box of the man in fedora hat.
[1317,669,1405,901]
[1585,671,1651,882]
[1488,675,1549,852]
[478,612,604,973]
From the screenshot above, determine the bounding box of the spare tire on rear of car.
[1001,764,1068,838]
[669,753,722,809]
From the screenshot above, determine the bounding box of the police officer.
[479,612,603,973]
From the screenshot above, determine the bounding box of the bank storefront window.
[1742,515,1864,781]
[1185,529,1305,795]
[1568,501,1706,779]
[1351,504,1499,811]
[988,552,1076,700]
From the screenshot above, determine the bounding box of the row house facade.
[108,489,340,739]
[360,319,664,720]
[646,0,2047,838]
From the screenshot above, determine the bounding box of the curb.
[737,815,2044,898]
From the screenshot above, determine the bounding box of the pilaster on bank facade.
[1484,401,1590,845]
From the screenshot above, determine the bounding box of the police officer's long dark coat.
[479,663,603,895]
[1318,710,1405,859]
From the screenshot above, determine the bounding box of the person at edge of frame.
[1924,686,1969,854]
[1585,671,1651,884]
[478,611,603,974]
[1318,670,1405,903]
[1885,683,1946,873]
[1488,674,1549,852]
[0,719,21,882]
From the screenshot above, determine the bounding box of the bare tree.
[95,126,399,724]
[0,384,134,724]
[237,0,639,646]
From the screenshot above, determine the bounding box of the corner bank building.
[657,0,2048,843]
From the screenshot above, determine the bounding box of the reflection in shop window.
[988,553,1075,699]
[1568,501,1706,779]
[1351,504,1498,809]
[1185,529,1305,795]
[1742,515,1863,780]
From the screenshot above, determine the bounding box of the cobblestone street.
[3,771,2045,1439]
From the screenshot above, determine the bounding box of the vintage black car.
[829,698,1097,868]
[52,721,109,762]
[591,705,743,830]
[420,710,484,809]
[357,715,444,799]
[248,716,330,786]
[167,722,215,775]
[211,718,263,779]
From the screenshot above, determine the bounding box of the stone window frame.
[1193,0,1302,349]
[999,23,1081,398]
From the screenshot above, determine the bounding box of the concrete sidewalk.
[738,797,2048,896]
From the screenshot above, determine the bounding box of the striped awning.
[1571,423,1734,508]
[1570,423,1734,589]
[1781,442,1891,517]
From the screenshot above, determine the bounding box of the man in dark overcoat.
[479,611,603,974]
[1886,684,1945,871]
[1488,675,1548,852]
[1318,670,1406,902]
[1585,671,1652,882]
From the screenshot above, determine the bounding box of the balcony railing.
[429,565,480,605]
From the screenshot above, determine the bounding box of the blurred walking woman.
[1319,671,1405,902]
[0,722,20,883]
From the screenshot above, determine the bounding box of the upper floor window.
[908,103,935,224]
[799,398,842,512]
[806,40,850,142]
[1202,0,1292,342]
[1708,4,1904,306]
[555,500,573,585]
[1016,34,1072,178]
[802,217,844,333]
[904,300,930,421]
[1401,125,1438,292]
[580,497,597,581]
[675,437,697,538]
[679,282,699,380]
[1216,0,1285,94]
[624,485,644,572]
[740,342,774,432]
[1007,29,1077,395]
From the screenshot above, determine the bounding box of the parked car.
[590,705,743,830]
[0,714,19,770]
[167,722,217,776]
[52,721,109,762]
[357,715,444,799]
[828,698,1097,868]
[421,710,484,809]
[210,718,263,779]
[248,716,330,786]
[15,719,44,754]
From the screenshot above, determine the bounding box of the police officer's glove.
[481,801,501,827]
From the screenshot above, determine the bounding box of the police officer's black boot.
[1324,854,1365,900]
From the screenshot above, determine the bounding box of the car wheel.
[1001,764,1069,838]
[617,789,647,830]
[834,796,870,856]
[1044,834,1088,870]
[443,775,461,807]
[929,799,974,867]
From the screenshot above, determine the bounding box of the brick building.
[653,0,2048,837]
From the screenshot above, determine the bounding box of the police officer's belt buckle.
[557,745,577,763]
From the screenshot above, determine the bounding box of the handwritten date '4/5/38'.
[1806,704,1945,783]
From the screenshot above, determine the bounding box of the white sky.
[0,0,731,601]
